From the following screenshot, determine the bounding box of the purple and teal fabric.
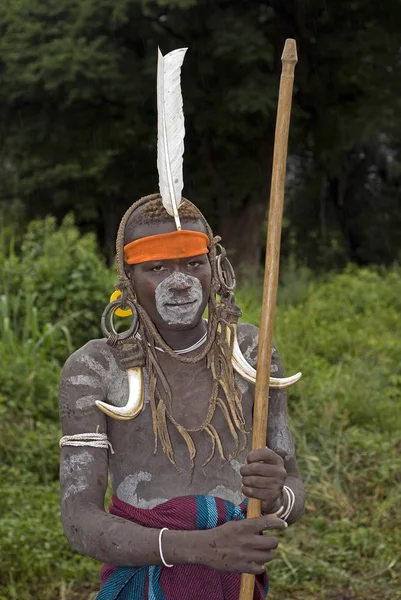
[97,494,269,599]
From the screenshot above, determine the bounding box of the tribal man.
[59,48,305,600]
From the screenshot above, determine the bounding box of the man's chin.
[155,309,206,332]
[159,317,203,331]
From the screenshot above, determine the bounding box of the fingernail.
[284,521,288,528]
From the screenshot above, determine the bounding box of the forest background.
[0,1,400,599]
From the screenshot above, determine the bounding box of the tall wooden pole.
[238,39,298,600]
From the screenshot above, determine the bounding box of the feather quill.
[157,47,188,230]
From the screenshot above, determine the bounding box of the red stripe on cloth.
[108,494,200,529]
[216,497,228,524]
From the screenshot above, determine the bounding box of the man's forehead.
[127,219,207,244]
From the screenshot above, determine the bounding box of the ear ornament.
[110,290,134,318]
[101,299,139,346]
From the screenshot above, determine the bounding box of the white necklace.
[155,331,207,354]
[135,329,208,355]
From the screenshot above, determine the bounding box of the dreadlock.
[114,193,247,473]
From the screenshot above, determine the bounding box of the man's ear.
[126,265,136,294]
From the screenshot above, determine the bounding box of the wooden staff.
[239,38,298,600]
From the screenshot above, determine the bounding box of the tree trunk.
[100,198,118,266]
[218,198,267,279]
[199,137,273,281]
[329,161,367,265]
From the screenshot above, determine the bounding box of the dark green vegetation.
[0,218,400,600]
[0,0,401,272]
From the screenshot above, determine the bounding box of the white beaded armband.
[59,433,114,454]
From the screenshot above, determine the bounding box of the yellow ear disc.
[110,290,134,318]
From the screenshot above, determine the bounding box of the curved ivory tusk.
[229,326,302,389]
[96,368,144,420]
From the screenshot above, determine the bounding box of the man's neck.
[156,319,207,351]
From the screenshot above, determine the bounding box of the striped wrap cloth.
[97,494,269,600]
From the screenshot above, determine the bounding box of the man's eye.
[152,265,166,272]
[188,261,201,267]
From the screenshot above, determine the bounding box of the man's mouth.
[164,300,196,307]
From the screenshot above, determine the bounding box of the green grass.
[0,217,400,599]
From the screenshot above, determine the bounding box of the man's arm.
[238,323,305,525]
[266,342,305,524]
[60,341,164,566]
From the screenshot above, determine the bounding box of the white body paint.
[155,272,203,325]
[117,467,246,509]
[76,394,99,410]
[117,472,168,509]
[78,354,109,378]
[66,374,100,389]
[61,451,94,501]
[229,459,243,475]
[207,484,244,506]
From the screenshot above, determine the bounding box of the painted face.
[155,271,204,326]
[128,220,212,332]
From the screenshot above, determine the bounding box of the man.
[59,48,304,600]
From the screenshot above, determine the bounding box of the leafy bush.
[0,292,70,420]
[1,214,113,353]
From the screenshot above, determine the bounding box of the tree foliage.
[0,0,400,270]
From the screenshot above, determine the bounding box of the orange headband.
[124,230,210,265]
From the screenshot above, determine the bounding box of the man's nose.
[167,272,192,291]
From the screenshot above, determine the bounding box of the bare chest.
[105,358,254,508]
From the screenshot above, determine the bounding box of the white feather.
[157,47,188,230]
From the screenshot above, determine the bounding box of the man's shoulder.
[237,322,259,342]
[236,322,283,374]
[59,338,126,417]
[237,322,259,368]
[61,338,119,379]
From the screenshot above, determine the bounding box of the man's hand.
[196,516,286,574]
[240,448,287,515]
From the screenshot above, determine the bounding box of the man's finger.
[241,461,287,480]
[242,475,279,489]
[242,485,271,502]
[249,516,287,533]
[249,562,267,575]
[246,447,284,465]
